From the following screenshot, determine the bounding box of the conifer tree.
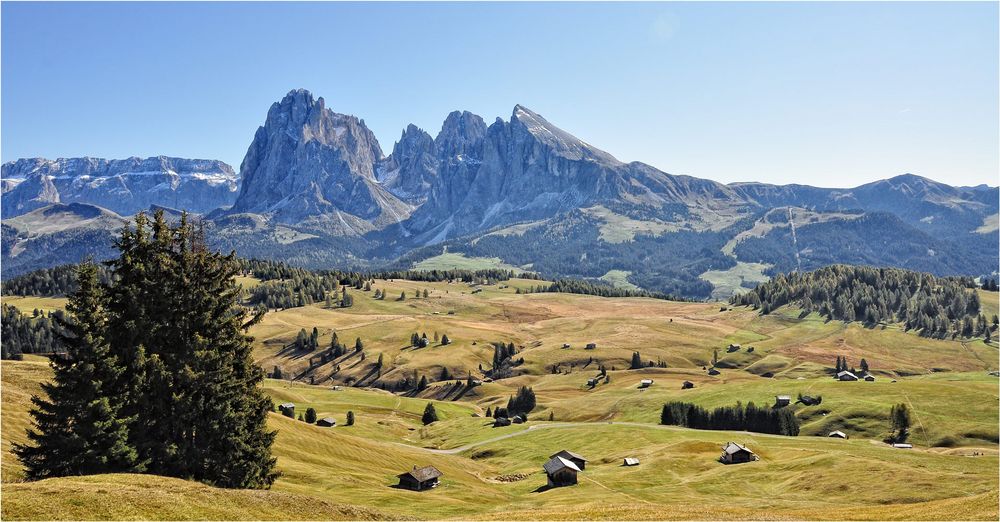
[441,334,451,345]
[346,411,355,426]
[422,403,439,425]
[104,211,278,488]
[355,338,363,352]
[304,408,317,424]
[14,262,140,480]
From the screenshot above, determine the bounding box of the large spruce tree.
[14,262,140,479]
[17,211,278,488]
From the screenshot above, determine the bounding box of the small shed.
[397,465,442,491]
[623,457,640,466]
[837,370,859,381]
[828,430,848,439]
[892,443,913,449]
[587,377,599,387]
[682,381,694,389]
[316,417,337,427]
[278,403,295,416]
[639,379,654,388]
[562,343,571,348]
[543,456,580,487]
[719,442,758,464]
[864,375,876,382]
[708,368,721,376]
[550,450,587,470]
[493,417,512,427]
[585,343,598,350]
[727,343,741,352]
[775,395,791,407]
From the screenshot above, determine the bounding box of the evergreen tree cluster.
[2,263,114,297]
[540,279,686,301]
[505,386,536,416]
[13,212,278,488]
[1,304,66,360]
[981,278,999,292]
[372,267,540,284]
[660,401,799,436]
[732,265,991,338]
[488,342,522,379]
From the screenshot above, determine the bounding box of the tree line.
[13,211,277,488]
[1,305,64,360]
[2,263,114,297]
[732,265,995,339]
[660,401,800,436]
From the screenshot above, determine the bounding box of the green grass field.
[3,282,998,519]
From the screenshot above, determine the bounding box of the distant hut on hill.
[543,456,580,487]
[828,430,848,439]
[837,370,859,381]
[892,443,913,449]
[774,395,791,407]
[623,457,640,466]
[585,343,597,350]
[397,466,442,491]
[719,442,758,464]
[708,368,721,376]
[316,417,337,427]
[727,343,741,352]
[864,374,876,382]
[639,379,654,388]
[550,450,587,470]
[278,403,295,416]
[682,381,694,389]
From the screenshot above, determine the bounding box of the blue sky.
[2,1,997,187]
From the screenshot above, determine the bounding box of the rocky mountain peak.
[435,111,487,159]
[229,89,408,233]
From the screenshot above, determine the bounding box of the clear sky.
[2,1,997,187]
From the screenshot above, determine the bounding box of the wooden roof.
[398,465,442,482]
[543,456,581,475]
[550,449,586,462]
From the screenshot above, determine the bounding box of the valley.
[3,279,998,520]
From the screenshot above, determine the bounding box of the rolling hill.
[3,278,998,520]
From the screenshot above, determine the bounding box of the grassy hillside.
[2,281,998,519]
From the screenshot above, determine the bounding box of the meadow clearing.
[2,280,998,519]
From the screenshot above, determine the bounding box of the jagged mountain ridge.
[228,89,412,235]
[1,156,237,218]
[2,88,997,296]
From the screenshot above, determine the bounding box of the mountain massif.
[3,89,997,298]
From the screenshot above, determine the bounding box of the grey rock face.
[230,89,412,233]
[377,124,439,204]
[1,156,238,218]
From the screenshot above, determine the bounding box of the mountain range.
[3,89,997,298]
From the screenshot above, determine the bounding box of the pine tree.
[441,334,451,345]
[485,406,492,417]
[14,262,140,480]
[418,375,428,391]
[422,403,439,425]
[355,338,363,352]
[630,351,643,369]
[346,411,355,426]
[103,212,278,488]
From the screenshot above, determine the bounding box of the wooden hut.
[774,395,791,407]
[837,370,859,381]
[278,403,295,416]
[550,450,587,470]
[623,457,640,466]
[828,430,848,439]
[543,456,580,487]
[397,466,442,491]
[682,381,695,389]
[316,417,337,427]
[639,379,654,388]
[719,442,758,464]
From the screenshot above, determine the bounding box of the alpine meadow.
[1,2,998,521]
